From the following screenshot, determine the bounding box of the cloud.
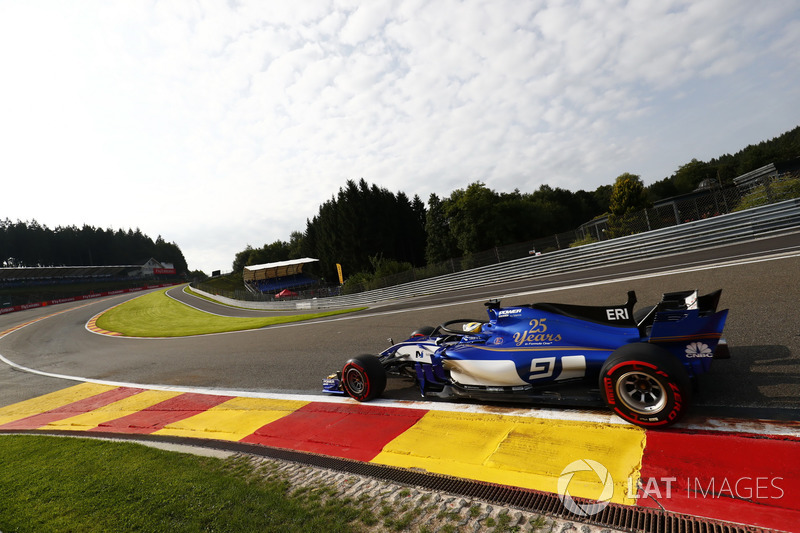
[1,0,798,273]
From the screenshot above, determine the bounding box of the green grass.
[95,287,364,337]
[568,234,598,248]
[0,435,368,533]
[734,175,800,211]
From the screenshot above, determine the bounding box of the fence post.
[765,177,775,204]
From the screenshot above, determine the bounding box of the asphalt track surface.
[1,231,800,423]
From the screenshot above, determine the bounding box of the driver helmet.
[462,322,483,333]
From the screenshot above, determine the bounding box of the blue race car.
[323,289,729,428]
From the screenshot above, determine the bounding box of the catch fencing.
[577,173,800,243]
[199,172,800,304]
[191,196,800,310]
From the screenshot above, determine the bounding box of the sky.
[1,1,799,274]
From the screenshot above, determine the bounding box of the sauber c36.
[323,290,729,428]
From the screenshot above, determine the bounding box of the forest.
[2,125,798,282]
[234,125,800,282]
[0,222,188,274]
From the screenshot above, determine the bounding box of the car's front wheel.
[341,354,386,402]
[600,344,691,428]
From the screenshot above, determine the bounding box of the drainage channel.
[4,430,771,533]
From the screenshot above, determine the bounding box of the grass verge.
[0,435,370,533]
[0,435,550,533]
[95,287,364,337]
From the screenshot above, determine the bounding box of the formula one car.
[323,290,729,428]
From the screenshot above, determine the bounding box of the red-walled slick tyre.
[341,354,386,402]
[600,343,691,428]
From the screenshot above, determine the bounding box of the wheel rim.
[344,367,366,395]
[615,370,667,415]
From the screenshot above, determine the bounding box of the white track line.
[2,251,800,437]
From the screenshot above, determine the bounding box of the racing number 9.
[529,357,555,380]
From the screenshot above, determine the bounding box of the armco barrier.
[192,199,800,311]
[0,283,183,316]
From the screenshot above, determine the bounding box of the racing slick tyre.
[599,343,691,428]
[341,354,387,402]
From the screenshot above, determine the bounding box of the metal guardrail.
[191,199,800,310]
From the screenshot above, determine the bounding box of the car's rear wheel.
[600,343,691,428]
[341,354,386,402]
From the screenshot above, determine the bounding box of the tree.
[230,124,800,280]
[298,178,427,278]
[0,220,188,272]
[154,235,188,273]
[424,193,458,264]
[646,177,679,202]
[607,173,649,237]
[672,159,712,193]
[288,231,305,259]
[231,241,290,272]
[442,182,498,254]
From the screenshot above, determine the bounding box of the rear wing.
[656,289,722,314]
[636,289,723,333]
[641,290,728,356]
